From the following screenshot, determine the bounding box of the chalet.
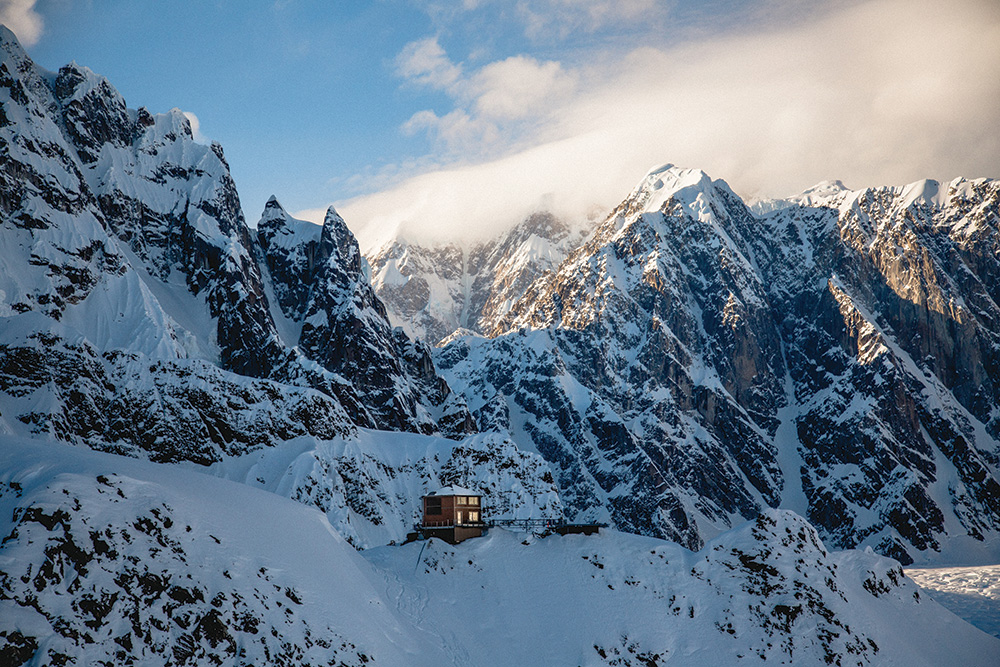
[410,487,607,545]
[417,486,484,544]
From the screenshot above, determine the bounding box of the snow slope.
[0,436,451,666]
[2,436,997,666]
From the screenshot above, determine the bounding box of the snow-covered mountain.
[0,25,475,463]
[431,164,1000,565]
[0,20,563,558]
[367,211,593,345]
[3,436,997,666]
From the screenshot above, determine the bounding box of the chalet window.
[469,497,480,507]
[468,511,479,522]
[425,497,442,515]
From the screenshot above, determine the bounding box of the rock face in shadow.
[436,165,1000,563]
[749,179,1000,562]
[256,200,476,438]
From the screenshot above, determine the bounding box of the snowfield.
[906,565,1000,639]
[2,435,997,666]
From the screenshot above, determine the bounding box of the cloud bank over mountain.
[304,0,1000,249]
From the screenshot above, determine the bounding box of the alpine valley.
[1,25,998,666]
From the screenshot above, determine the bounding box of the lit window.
[469,511,479,522]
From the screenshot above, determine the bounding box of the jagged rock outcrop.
[255,199,476,438]
[435,164,1000,564]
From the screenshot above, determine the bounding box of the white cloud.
[402,108,502,154]
[395,37,463,92]
[395,39,576,155]
[470,56,577,120]
[338,0,1000,251]
[0,0,43,47]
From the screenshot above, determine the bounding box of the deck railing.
[416,518,607,531]
[419,520,487,528]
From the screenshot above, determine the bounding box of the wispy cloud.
[182,111,209,144]
[516,0,665,39]
[396,37,463,91]
[332,0,1000,251]
[0,0,43,47]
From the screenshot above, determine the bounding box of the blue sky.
[23,1,445,216]
[8,0,1000,247]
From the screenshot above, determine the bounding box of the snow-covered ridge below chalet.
[2,435,997,667]
[205,428,563,549]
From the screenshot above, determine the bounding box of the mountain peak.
[626,163,727,216]
[262,195,288,218]
[0,24,26,58]
[53,61,113,105]
[319,205,363,277]
[781,179,854,208]
[256,198,321,250]
[0,24,36,80]
[605,162,742,232]
[324,205,347,227]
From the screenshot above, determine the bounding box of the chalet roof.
[427,485,478,497]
